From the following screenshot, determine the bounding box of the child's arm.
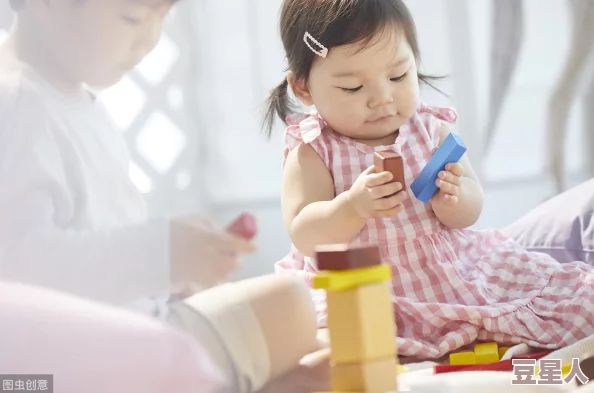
[282,144,406,257]
[282,144,366,258]
[430,125,484,229]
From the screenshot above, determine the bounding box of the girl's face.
[32,0,173,87]
[292,30,420,142]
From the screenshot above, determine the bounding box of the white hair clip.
[304,31,328,59]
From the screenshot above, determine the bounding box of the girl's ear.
[287,71,314,107]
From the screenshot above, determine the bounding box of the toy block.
[410,133,467,203]
[315,244,381,271]
[374,151,406,191]
[498,346,509,360]
[326,282,396,363]
[474,342,499,364]
[313,264,391,292]
[226,212,257,240]
[449,351,476,365]
[330,356,397,392]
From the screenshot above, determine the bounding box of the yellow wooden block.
[327,282,396,363]
[449,351,476,365]
[474,342,499,364]
[498,346,509,360]
[313,264,392,292]
[396,363,408,374]
[331,357,397,393]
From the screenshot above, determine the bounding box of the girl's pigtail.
[262,79,294,139]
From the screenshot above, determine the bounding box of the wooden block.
[315,244,381,271]
[313,264,391,292]
[449,351,476,365]
[331,357,397,392]
[498,346,509,360]
[474,342,499,364]
[410,133,467,203]
[226,212,257,240]
[374,151,406,191]
[327,282,396,363]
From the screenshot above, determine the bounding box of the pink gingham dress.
[276,104,594,359]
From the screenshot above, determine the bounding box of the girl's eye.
[390,72,408,82]
[122,16,143,26]
[340,86,363,93]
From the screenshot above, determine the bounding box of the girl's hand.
[346,166,408,219]
[431,163,464,206]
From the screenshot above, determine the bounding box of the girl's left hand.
[431,163,464,206]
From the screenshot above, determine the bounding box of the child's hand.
[431,163,464,206]
[169,217,257,291]
[347,166,408,219]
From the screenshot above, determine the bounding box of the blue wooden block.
[411,133,467,203]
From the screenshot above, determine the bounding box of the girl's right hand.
[169,217,257,292]
[346,165,408,219]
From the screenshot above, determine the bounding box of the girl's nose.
[368,84,394,109]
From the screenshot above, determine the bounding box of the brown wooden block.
[327,282,396,363]
[315,244,381,271]
[331,356,397,392]
[374,151,406,191]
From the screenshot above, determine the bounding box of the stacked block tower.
[314,244,398,392]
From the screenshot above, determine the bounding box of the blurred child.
[0,1,326,391]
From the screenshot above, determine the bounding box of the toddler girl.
[267,0,594,359]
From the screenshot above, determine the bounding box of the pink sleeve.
[283,112,331,167]
[0,281,224,393]
[417,104,458,147]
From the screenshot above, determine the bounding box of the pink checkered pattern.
[275,104,594,359]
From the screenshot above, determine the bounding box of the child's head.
[265,0,430,142]
[11,0,177,87]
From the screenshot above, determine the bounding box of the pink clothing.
[276,104,594,359]
[0,281,223,393]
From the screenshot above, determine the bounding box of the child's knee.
[242,275,319,378]
[165,275,318,392]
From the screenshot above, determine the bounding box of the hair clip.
[303,31,328,59]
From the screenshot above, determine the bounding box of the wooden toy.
[474,342,499,364]
[325,282,395,363]
[314,244,398,392]
[449,351,476,365]
[498,346,509,360]
[448,342,504,366]
[316,244,381,271]
[410,133,467,203]
[374,151,406,191]
[314,264,391,292]
[331,357,397,392]
[436,350,553,374]
[226,212,257,240]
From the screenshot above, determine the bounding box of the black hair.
[263,0,443,138]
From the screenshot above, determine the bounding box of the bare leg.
[547,0,594,193]
[167,275,320,392]
[257,346,331,393]
[232,275,320,379]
